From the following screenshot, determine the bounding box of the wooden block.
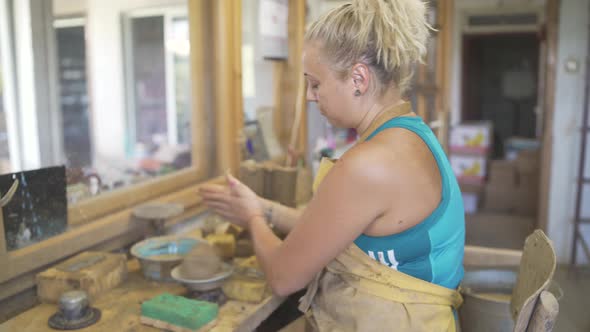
[205,234,236,260]
[268,165,298,207]
[215,222,244,238]
[36,251,127,303]
[236,255,260,269]
[239,161,265,196]
[222,278,268,303]
[185,228,204,240]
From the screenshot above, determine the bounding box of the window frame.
[0,0,22,172]
[0,0,243,299]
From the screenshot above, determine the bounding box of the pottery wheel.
[48,307,101,330]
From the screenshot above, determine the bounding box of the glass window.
[125,9,192,170]
[54,19,91,169]
[0,0,196,251]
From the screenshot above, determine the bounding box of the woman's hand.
[199,173,264,228]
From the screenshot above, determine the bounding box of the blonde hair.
[305,0,431,94]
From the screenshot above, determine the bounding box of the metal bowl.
[130,235,200,282]
[171,263,234,291]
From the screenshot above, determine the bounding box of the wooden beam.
[464,245,523,267]
[538,0,559,232]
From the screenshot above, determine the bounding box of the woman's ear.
[350,63,371,96]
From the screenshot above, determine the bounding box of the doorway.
[462,33,540,158]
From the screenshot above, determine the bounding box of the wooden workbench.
[0,260,285,332]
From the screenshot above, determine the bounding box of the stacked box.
[483,159,519,213]
[450,122,493,214]
[482,144,540,217]
[515,149,541,216]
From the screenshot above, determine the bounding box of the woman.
[200,0,465,330]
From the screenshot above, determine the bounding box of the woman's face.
[302,42,357,128]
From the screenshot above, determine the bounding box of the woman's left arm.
[248,147,397,296]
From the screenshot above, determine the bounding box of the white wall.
[53,0,87,16]
[547,0,590,263]
[242,0,274,121]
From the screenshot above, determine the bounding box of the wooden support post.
[294,0,307,158]
[277,0,307,152]
[213,0,243,175]
[273,61,286,146]
[436,0,454,151]
[189,0,211,175]
[538,0,559,232]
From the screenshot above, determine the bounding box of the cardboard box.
[516,149,541,174]
[460,183,484,214]
[450,155,487,185]
[514,187,538,216]
[465,213,534,250]
[450,122,493,155]
[505,137,541,160]
[518,172,540,191]
[488,160,517,187]
[462,192,480,214]
[482,185,519,214]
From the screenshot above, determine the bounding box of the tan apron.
[300,102,463,332]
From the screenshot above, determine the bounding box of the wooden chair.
[463,229,559,332]
[511,230,558,332]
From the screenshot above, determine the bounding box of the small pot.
[59,290,90,320]
[48,290,101,330]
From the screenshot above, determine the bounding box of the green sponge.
[141,293,218,331]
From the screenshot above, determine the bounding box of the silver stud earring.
[354,90,361,96]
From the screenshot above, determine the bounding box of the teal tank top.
[354,116,465,289]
